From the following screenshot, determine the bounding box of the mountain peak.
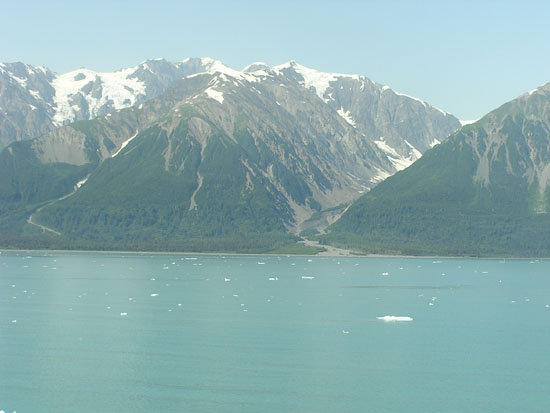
[242,62,270,73]
[274,61,360,100]
[527,81,550,96]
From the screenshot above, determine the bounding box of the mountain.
[0,58,460,252]
[275,61,455,163]
[322,83,550,257]
[0,58,218,148]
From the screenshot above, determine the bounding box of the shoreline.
[0,247,547,261]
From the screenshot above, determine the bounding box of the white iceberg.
[377,315,413,322]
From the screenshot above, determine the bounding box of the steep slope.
[0,59,459,252]
[275,61,460,168]
[323,83,550,257]
[31,69,392,249]
[0,62,56,147]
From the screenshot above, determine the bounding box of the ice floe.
[377,316,413,322]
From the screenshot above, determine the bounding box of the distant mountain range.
[0,57,461,252]
[323,82,550,256]
[0,58,217,147]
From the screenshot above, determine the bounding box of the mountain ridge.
[322,81,550,256]
[0,57,460,252]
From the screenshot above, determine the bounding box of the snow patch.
[205,88,224,104]
[75,176,88,189]
[112,131,139,158]
[11,74,27,88]
[434,107,448,116]
[192,57,271,84]
[275,61,359,100]
[52,66,146,125]
[393,90,427,107]
[375,138,418,171]
[336,107,356,127]
[459,119,478,126]
[370,166,391,184]
[382,85,427,107]
[429,138,441,148]
[27,89,41,100]
[404,140,422,159]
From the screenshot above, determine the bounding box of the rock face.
[0,62,56,146]
[0,58,460,151]
[0,58,460,251]
[276,61,457,166]
[0,58,214,148]
[325,83,550,257]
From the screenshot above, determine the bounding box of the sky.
[2,0,550,120]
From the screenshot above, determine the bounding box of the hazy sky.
[2,0,550,120]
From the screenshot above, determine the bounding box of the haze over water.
[1,251,550,412]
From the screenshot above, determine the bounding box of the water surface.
[1,251,549,411]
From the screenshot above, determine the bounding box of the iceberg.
[376,315,413,322]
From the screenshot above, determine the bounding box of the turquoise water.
[1,251,550,412]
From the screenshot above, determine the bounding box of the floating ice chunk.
[342,330,350,334]
[178,303,182,307]
[258,262,265,265]
[307,259,313,262]
[151,293,159,297]
[381,272,389,276]
[224,278,231,282]
[377,316,413,322]
[546,304,549,308]
[11,320,17,323]
[428,302,434,306]
[120,312,128,316]
[301,276,314,279]
[268,277,278,281]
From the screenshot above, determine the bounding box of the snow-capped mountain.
[274,61,458,170]
[1,58,460,158]
[1,58,460,249]
[0,58,215,147]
